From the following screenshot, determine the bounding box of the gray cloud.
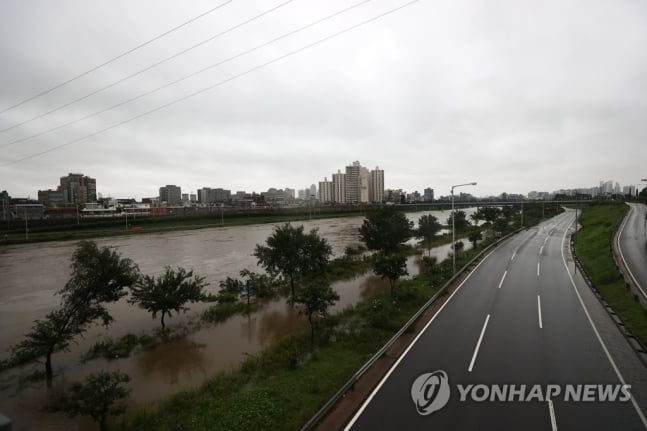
[1,0,646,199]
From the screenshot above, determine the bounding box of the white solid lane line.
[548,398,558,431]
[498,271,507,289]
[468,314,490,372]
[537,295,543,329]
[537,262,541,276]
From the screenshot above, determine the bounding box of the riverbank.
[573,203,647,346]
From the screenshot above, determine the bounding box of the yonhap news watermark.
[411,370,632,416]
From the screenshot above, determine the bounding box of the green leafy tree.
[501,205,518,220]
[416,214,442,256]
[446,210,470,231]
[468,229,483,248]
[45,371,131,431]
[471,207,501,226]
[373,253,408,296]
[295,283,340,346]
[493,217,509,234]
[254,223,332,301]
[359,208,413,254]
[8,241,139,379]
[129,266,208,329]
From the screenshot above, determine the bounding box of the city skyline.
[1,1,646,199]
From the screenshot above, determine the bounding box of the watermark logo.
[411,370,632,416]
[410,370,451,415]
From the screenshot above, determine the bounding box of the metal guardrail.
[300,228,523,431]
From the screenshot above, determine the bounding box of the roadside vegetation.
[574,202,647,345]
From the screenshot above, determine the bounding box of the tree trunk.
[45,350,53,380]
[309,313,314,347]
[289,274,295,303]
[160,312,166,330]
[390,279,395,297]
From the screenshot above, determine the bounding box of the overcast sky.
[1,0,646,199]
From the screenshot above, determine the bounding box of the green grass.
[574,202,647,345]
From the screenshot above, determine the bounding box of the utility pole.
[24,207,28,240]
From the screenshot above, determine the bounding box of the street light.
[451,182,477,274]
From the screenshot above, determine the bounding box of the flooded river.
[0,208,477,430]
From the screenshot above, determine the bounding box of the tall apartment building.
[332,170,346,203]
[370,167,384,203]
[59,173,97,204]
[318,177,332,203]
[423,187,434,202]
[159,185,181,205]
[359,167,370,203]
[345,161,361,203]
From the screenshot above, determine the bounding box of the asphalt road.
[345,211,647,430]
[618,203,647,301]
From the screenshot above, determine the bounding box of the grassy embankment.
[574,202,647,345]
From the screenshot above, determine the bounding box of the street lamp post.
[451,182,477,274]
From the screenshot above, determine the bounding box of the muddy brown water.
[0,209,477,430]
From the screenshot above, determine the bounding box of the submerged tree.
[129,266,208,329]
[359,208,413,254]
[468,229,483,248]
[45,370,131,431]
[8,241,140,379]
[416,214,442,256]
[446,210,470,231]
[373,252,409,297]
[295,283,340,346]
[254,223,332,301]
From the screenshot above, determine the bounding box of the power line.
[0,0,371,150]
[0,0,294,134]
[1,0,421,168]
[0,0,233,116]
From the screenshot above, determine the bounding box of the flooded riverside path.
[0,208,478,430]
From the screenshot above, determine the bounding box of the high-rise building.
[359,167,370,203]
[318,178,332,203]
[159,185,181,205]
[370,167,384,203]
[59,173,97,204]
[423,187,434,202]
[345,161,361,203]
[332,170,346,203]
